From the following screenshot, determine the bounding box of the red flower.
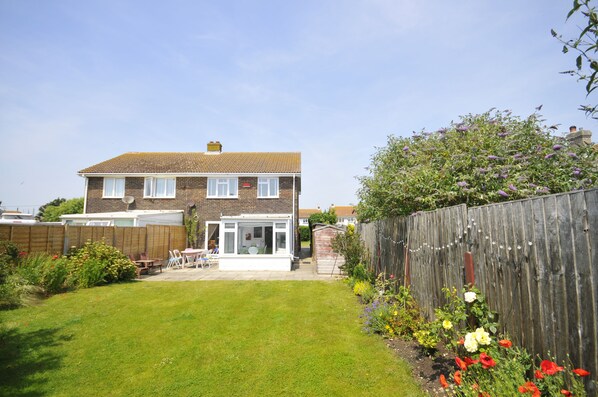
[19,251,27,257]
[457,338,465,345]
[572,368,590,377]
[498,339,512,348]
[454,370,462,385]
[518,381,541,397]
[534,369,544,379]
[389,274,395,279]
[561,390,572,397]
[540,360,564,375]
[464,357,479,366]
[52,254,59,260]
[455,357,467,371]
[479,352,496,369]
[439,374,448,388]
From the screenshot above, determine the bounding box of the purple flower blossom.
[478,168,488,174]
[528,183,537,188]
[568,152,578,158]
[488,155,499,160]
[500,173,508,179]
[456,124,468,132]
[457,181,468,187]
[508,184,517,191]
[498,132,509,138]
[544,153,555,159]
[498,190,509,198]
[437,128,447,134]
[513,153,523,159]
[537,187,550,194]
[573,168,582,176]
[553,144,563,151]
[403,146,409,152]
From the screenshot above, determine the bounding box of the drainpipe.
[83,176,88,214]
[292,174,296,257]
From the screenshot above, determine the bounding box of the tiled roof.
[332,205,356,217]
[79,152,301,174]
[299,208,321,218]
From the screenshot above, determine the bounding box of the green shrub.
[67,241,136,289]
[299,226,310,241]
[331,228,369,277]
[39,257,69,294]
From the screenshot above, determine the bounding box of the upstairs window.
[103,177,125,198]
[208,178,238,198]
[144,177,176,198]
[258,177,279,198]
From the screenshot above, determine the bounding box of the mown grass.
[0,281,425,396]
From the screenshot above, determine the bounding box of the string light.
[374,216,535,255]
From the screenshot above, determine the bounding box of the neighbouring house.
[298,207,321,226]
[76,141,301,271]
[330,204,357,227]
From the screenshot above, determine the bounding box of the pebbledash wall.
[85,176,300,245]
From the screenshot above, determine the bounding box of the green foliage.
[184,207,200,248]
[357,110,598,220]
[352,280,375,303]
[552,0,597,119]
[41,197,84,222]
[299,225,310,241]
[66,241,136,288]
[331,228,369,276]
[36,197,66,220]
[308,208,337,225]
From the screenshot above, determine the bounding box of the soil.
[384,337,455,396]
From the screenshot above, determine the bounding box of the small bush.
[299,226,310,241]
[331,228,369,277]
[39,257,69,294]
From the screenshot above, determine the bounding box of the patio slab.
[139,249,342,281]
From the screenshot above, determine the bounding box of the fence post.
[404,245,410,287]
[464,251,475,285]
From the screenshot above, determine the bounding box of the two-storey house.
[76,141,301,271]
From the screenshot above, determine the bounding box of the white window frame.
[103,177,125,198]
[207,177,238,198]
[144,177,176,198]
[258,177,279,198]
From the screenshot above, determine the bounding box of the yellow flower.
[442,320,453,330]
[393,311,398,316]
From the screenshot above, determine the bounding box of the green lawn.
[0,281,425,397]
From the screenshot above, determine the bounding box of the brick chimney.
[566,126,593,147]
[206,141,222,153]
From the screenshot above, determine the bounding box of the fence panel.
[0,224,186,260]
[358,188,597,391]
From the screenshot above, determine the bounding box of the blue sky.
[0,1,595,214]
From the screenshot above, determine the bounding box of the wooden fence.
[358,188,597,391]
[0,224,187,260]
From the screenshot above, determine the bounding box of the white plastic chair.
[167,250,183,269]
[207,247,219,267]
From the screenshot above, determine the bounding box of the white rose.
[474,327,491,345]
[464,291,477,303]
[464,332,478,353]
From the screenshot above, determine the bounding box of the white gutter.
[292,174,296,256]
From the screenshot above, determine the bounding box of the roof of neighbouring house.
[78,152,301,175]
[299,208,321,219]
[331,205,356,217]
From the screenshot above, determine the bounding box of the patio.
[139,248,341,281]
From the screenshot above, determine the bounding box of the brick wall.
[85,176,300,245]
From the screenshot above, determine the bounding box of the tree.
[36,197,66,220]
[552,0,598,119]
[308,208,338,225]
[41,198,84,222]
[357,109,598,221]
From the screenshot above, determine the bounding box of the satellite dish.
[122,196,135,204]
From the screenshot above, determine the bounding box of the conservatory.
[218,214,295,271]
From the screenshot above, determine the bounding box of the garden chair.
[167,250,183,269]
[207,247,219,267]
